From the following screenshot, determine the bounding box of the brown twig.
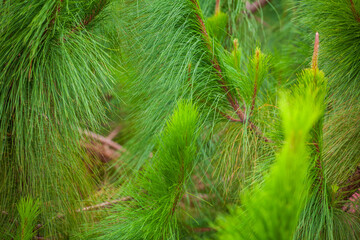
[101,126,123,161]
[35,197,132,230]
[81,129,126,153]
[222,113,242,122]
[77,196,132,212]
[106,126,122,140]
[254,15,270,27]
[350,0,360,22]
[246,0,272,14]
[80,127,125,162]
[83,142,120,163]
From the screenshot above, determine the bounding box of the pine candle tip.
[215,0,221,15]
[233,38,239,49]
[312,32,319,70]
[255,48,260,58]
[315,32,319,47]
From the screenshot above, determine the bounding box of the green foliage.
[294,2,360,238]
[247,48,270,106]
[0,0,117,237]
[15,197,40,240]
[117,0,265,172]
[296,2,360,203]
[211,46,272,199]
[86,101,200,239]
[2,0,360,239]
[207,10,228,42]
[298,0,360,97]
[215,64,325,240]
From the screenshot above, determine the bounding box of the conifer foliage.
[87,101,200,239]
[0,0,116,238]
[1,0,360,239]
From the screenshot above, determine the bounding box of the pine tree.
[2,0,360,239]
[0,0,120,238]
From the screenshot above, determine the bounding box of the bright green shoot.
[215,34,327,239]
[87,101,200,240]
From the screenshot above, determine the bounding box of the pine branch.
[294,33,331,240]
[171,160,185,216]
[82,0,108,27]
[311,33,325,192]
[66,0,109,38]
[16,197,40,240]
[349,0,360,22]
[50,0,63,24]
[0,1,115,236]
[298,0,360,98]
[86,102,200,239]
[191,1,241,115]
[190,0,271,142]
[215,74,323,239]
